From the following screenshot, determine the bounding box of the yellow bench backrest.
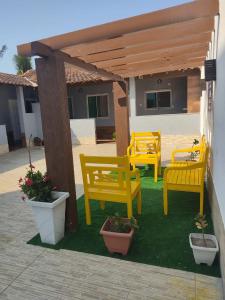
[130,131,161,155]
[80,155,131,195]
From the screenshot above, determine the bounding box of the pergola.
[17,0,218,231]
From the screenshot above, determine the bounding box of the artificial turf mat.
[28,167,220,277]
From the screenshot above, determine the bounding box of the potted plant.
[18,137,69,245]
[189,214,219,266]
[188,138,200,161]
[100,213,138,255]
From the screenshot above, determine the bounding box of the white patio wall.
[0,125,9,154]
[130,113,200,135]
[70,119,96,145]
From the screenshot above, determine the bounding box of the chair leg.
[200,189,204,216]
[154,163,158,183]
[137,190,142,215]
[127,201,133,218]
[85,196,91,225]
[99,201,105,210]
[132,163,135,170]
[163,186,168,215]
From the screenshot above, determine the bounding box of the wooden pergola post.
[35,54,78,232]
[113,81,130,156]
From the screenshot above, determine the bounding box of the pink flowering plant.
[19,167,53,202]
[18,135,54,202]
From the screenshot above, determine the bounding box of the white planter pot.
[189,233,219,266]
[27,191,69,245]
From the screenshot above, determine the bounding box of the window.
[87,94,109,118]
[68,97,73,119]
[145,90,171,109]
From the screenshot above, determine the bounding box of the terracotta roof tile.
[0,72,36,87]
[23,64,107,85]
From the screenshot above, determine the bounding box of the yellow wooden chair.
[127,131,161,182]
[163,140,209,216]
[80,154,142,225]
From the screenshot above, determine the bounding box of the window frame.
[86,93,110,119]
[68,96,74,119]
[144,89,172,110]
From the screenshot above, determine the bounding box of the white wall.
[208,3,225,225]
[0,125,9,154]
[31,103,96,145]
[130,113,200,135]
[70,119,96,145]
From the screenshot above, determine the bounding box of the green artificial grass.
[28,167,220,277]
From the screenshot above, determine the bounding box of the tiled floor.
[0,138,223,299]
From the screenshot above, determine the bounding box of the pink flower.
[25,178,33,187]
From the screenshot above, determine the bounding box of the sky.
[0,0,190,74]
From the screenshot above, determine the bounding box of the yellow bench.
[127,131,161,182]
[163,139,208,216]
[80,155,142,225]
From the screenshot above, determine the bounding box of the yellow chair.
[127,131,161,182]
[163,141,209,216]
[80,154,142,225]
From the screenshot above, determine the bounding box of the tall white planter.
[189,233,219,266]
[27,191,69,245]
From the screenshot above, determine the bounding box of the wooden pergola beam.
[94,44,208,69]
[30,42,124,82]
[113,81,130,156]
[63,16,214,57]
[17,0,218,56]
[79,32,211,63]
[121,62,203,78]
[35,54,78,232]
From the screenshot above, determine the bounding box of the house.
[0,72,37,154]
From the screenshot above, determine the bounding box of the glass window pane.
[97,95,109,117]
[158,91,171,108]
[88,96,97,118]
[146,93,157,108]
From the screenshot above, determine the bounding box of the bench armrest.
[171,146,201,162]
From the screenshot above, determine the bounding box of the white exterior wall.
[70,119,96,145]
[130,113,200,135]
[31,103,96,145]
[0,125,9,154]
[204,7,225,226]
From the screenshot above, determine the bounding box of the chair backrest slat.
[131,131,161,155]
[80,155,131,193]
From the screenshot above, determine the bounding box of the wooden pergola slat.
[63,16,214,57]
[79,32,211,63]
[93,44,208,69]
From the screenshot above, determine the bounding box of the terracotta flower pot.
[100,217,134,255]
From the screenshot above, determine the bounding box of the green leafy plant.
[195,214,208,246]
[189,138,200,161]
[18,135,54,202]
[13,54,32,74]
[112,131,116,141]
[106,213,139,233]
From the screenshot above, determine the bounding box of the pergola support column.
[35,55,78,232]
[113,81,130,156]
